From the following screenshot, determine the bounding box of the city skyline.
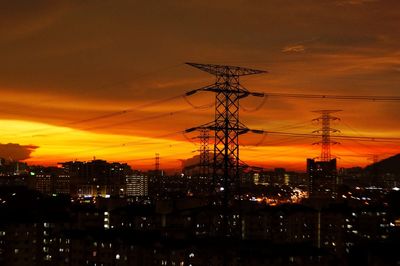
[1,2,400,265]
[0,0,399,171]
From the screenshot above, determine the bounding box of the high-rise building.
[59,160,132,197]
[55,174,70,195]
[274,168,286,185]
[307,158,337,198]
[125,175,148,197]
[35,174,52,195]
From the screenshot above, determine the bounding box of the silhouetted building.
[55,174,70,195]
[307,158,338,199]
[35,174,52,195]
[273,168,286,185]
[0,159,28,176]
[59,160,132,197]
[126,175,148,197]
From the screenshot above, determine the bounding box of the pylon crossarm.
[187,85,256,104]
[185,84,217,96]
[250,92,265,97]
[202,87,249,95]
[185,62,266,77]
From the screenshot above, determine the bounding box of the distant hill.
[365,154,400,175]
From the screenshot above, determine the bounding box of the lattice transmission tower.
[198,128,210,177]
[312,110,341,161]
[155,153,160,176]
[185,62,266,206]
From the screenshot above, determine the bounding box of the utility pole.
[312,110,341,161]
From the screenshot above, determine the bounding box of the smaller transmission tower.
[370,154,379,165]
[199,129,210,177]
[312,110,341,161]
[155,153,160,176]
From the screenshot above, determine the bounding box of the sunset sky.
[0,0,399,171]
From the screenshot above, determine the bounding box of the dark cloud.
[181,155,201,169]
[335,0,378,5]
[0,143,38,161]
[0,0,72,41]
[0,0,398,94]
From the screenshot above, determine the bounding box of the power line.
[16,103,213,140]
[30,130,186,160]
[2,96,213,141]
[264,92,400,101]
[249,130,400,143]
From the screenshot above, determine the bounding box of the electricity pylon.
[198,128,210,178]
[155,153,160,176]
[312,110,341,161]
[185,62,266,236]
